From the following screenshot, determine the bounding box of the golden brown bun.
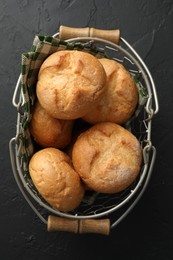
[82,58,138,125]
[36,50,106,119]
[72,122,142,194]
[29,101,74,149]
[29,148,85,212]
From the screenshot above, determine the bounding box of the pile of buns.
[29,50,142,212]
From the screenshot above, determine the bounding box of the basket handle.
[59,25,120,44]
[47,216,110,235]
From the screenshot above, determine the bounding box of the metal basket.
[9,27,159,235]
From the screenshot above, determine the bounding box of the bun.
[72,122,142,193]
[82,58,138,125]
[29,148,85,212]
[36,50,106,119]
[29,101,74,148]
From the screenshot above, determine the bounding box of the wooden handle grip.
[59,25,120,44]
[47,216,110,235]
[79,219,110,235]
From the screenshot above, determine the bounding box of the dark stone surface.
[1,0,173,259]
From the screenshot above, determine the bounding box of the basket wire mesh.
[9,32,159,231]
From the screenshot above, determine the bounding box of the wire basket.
[9,26,159,235]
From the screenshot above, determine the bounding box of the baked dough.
[36,50,106,119]
[29,148,85,212]
[72,122,142,193]
[82,58,138,124]
[29,101,74,148]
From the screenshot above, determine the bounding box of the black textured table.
[1,1,173,259]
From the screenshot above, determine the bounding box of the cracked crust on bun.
[29,148,85,212]
[72,122,142,194]
[36,50,106,119]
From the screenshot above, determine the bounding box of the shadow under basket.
[9,26,159,235]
